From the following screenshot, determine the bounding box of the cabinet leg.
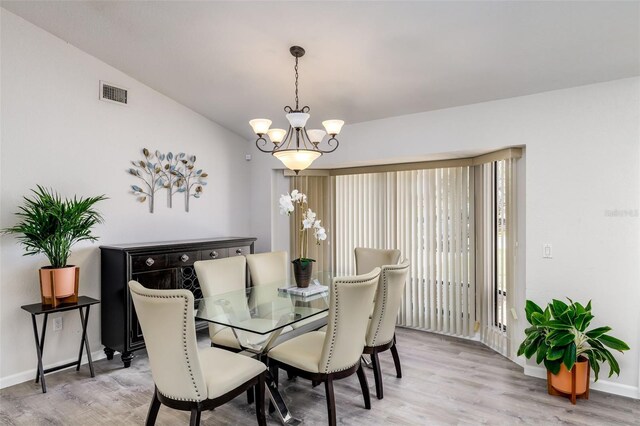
[104,347,115,361]
[122,351,134,368]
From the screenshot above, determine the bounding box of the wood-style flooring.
[1,328,638,425]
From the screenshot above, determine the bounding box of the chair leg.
[145,387,161,426]
[324,378,337,426]
[255,373,266,426]
[356,363,371,409]
[390,339,402,379]
[189,407,201,426]
[246,388,255,404]
[371,350,384,400]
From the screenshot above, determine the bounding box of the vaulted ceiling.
[3,1,639,139]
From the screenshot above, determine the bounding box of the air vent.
[99,81,128,105]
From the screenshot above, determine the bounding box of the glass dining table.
[195,272,332,425]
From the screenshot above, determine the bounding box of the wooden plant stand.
[39,266,79,308]
[547,363,590,404]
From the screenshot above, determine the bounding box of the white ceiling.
[2,1,639,139]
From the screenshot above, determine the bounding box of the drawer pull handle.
[210,251,218,259]
[236,249,243,255]
[180,254,189,262]
[145,258,155,266]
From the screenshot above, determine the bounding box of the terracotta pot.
[39,266,78,300]
[292,259,314,288]
[549,358,589,395]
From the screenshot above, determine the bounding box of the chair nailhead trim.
[323,275,377,374]
[130,288,202,402]
[371,271,388,346]
[371,263,409,347]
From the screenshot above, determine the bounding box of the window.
[334,167,476,337]
[286,151,519,356]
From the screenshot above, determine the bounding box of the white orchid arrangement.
[279,189,327,262]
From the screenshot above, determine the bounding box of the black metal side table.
[21,296,100,393]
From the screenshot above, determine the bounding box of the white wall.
[250,77,640,398]
[0,9,252,387]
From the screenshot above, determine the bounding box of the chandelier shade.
[322,120,345,136]
[267,128,287,144]
[306,129,327,144]
[286,113,310,129]
[273,150,322,172]
[249,45,343,174]
[249,119,272,135]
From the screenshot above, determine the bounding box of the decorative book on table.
[278,279,328,297]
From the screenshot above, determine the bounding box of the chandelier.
[249,46,344,174]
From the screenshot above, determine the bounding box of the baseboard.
[0,349,106,389]
[524,365,639,400]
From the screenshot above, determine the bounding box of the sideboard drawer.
[229,245,250,257]
[169,251,199,266]
[200,248,229,260]
[131,254,168,272]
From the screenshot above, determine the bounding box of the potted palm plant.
[518,298,630,403]
[278,189,327,287]
[2,186,106,307]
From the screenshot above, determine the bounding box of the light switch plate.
[543,243,552,259]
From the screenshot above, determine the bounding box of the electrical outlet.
[53,317,63,331]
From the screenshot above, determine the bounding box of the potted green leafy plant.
[2,186,106,306]
[278,189,327,288]
[518,298,630,402]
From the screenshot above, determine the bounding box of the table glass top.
[195,272,332,335]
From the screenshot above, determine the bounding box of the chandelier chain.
[294,56,299,110]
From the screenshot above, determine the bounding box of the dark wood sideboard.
[100,237,256,367]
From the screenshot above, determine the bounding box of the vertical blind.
[334,167,476,338]
[290,154,518,352]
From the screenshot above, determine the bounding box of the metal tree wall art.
[128,149,163,213]
[160,151,183,208]
[128,148,207,213]
[175,154,208,212]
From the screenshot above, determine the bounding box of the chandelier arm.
[255,136,275,153]
[315,137,340,154]
[281,126,295,151]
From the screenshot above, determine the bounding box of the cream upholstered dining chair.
[193,256,263,351]
[363,260,410,399]
[194,256,293,405]
[128,281,266,426]
[267,268,381,426]
[245,251,288,286]
[355,247,401,274]
[246,251,327,331]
